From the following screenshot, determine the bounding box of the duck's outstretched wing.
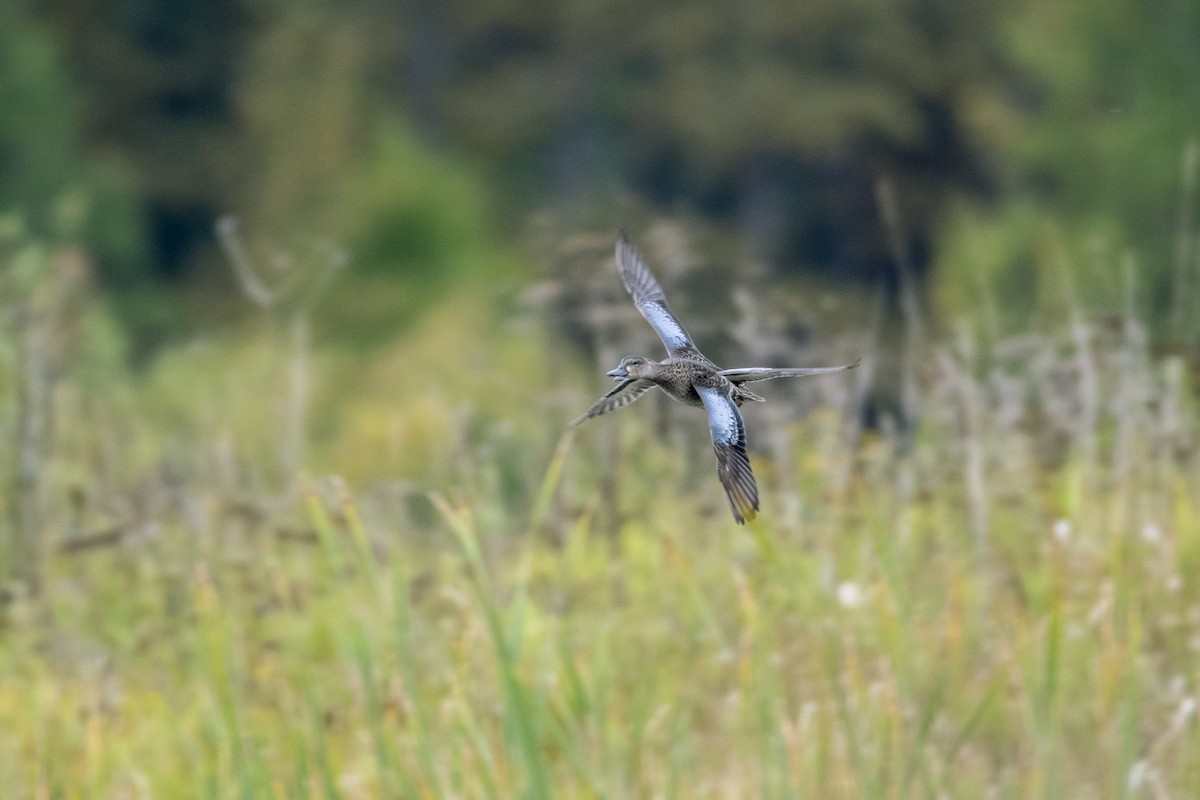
[570,379,655,426]
[616,232,714,365]
[697,385,759,524]
[720,359,860,384]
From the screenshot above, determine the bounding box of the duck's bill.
[606,367,628,379]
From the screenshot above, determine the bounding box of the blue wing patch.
[697,385,759,523]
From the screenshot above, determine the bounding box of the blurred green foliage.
[322,125,502,345]
[933,1,1200,340]
[3,6,1200,792]
[0,7,148,273]
[0,8,77,221]
[3,213,1200,793]
[4,0,1197,351]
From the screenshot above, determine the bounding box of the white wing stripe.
[639,302,692,354]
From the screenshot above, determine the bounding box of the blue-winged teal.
[572,231,859,524]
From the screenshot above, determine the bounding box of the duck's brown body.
[625,358,762,408]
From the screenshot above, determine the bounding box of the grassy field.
[3,253,1200,798]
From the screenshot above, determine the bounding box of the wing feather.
[697,385,759,524]
[616,232,713,364]
[570,379,655,426]
[720,359,860,384]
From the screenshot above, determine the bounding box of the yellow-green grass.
[3,383,1199,798]
[3,266,1200,797]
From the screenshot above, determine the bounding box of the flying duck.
[572,231,858,523]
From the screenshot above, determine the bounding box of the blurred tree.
[37,0,256,281]
[390,0,1018,293]
[928,0,1200,345]
[223,2,510,345]
[20,0,1197,356]
[1009,1,1200,238]
[0,6,77,222]
[229,4,370,236]
[30,0,516,348]
[0,5,147,274]
[959,0,1200,340]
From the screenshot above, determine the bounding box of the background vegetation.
[2,0,1200,796]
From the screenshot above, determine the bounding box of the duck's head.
[606,356,654,381]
